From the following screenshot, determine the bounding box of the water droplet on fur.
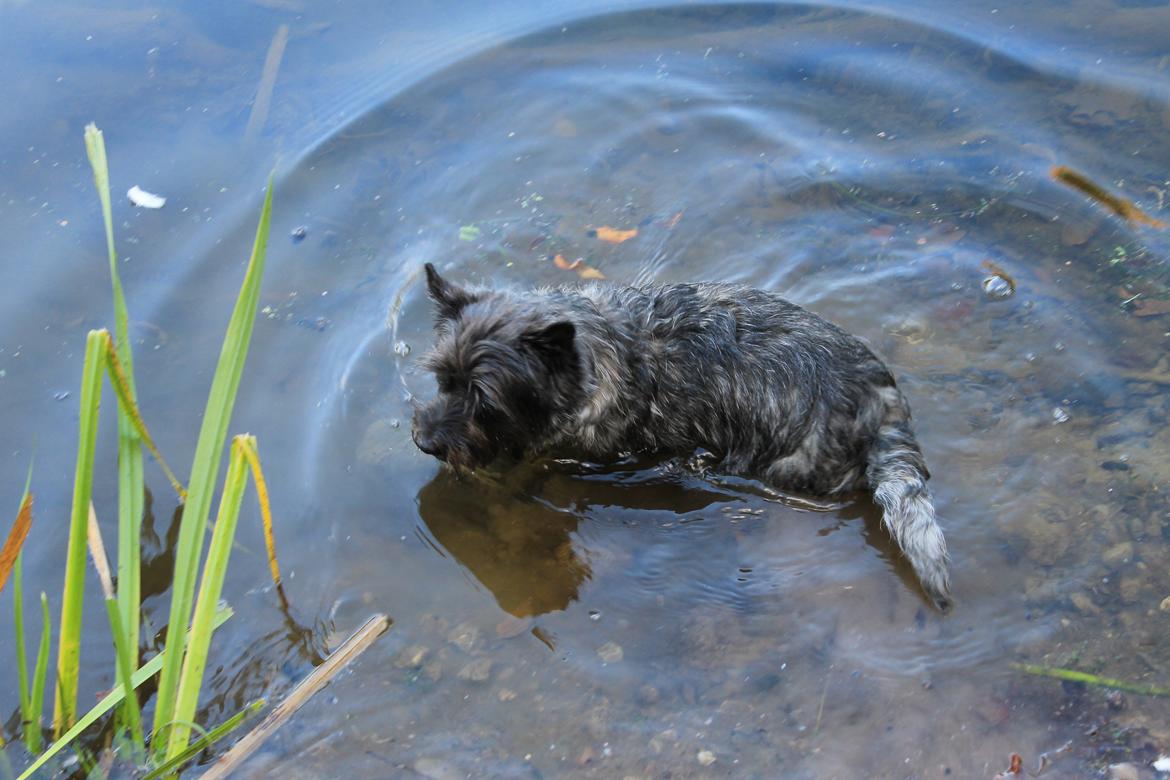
[394,340,411,357]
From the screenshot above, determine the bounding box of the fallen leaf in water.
[1133,298,1170,317]
[591,226,638,243]
[127,185,166,209]
[1051,165,1167,228]
[553,254,606,280]
[994,752,1024,778]
[0,492,33,596]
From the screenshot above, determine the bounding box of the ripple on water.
[261,3,1170,777]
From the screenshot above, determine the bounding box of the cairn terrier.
[411,263,951,608]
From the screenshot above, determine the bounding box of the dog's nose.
[412,428,447,459]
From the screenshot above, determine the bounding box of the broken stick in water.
[244,24,290,144]
[200,613,391,779]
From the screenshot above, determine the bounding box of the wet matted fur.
[411,263,952,608]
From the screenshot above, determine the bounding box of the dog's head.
[411,263,585,469]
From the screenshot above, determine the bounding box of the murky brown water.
[3,2,1170,778]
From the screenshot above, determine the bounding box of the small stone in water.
[457,658,493,682]
[697,750,716,766]
[597,641,623,663]
[394,340,411,357]
[1052,406,1070,424]
[589,609,602,621]
[982,274,1013,299]
[290,225,308,243]
[1159,596,1170,613]
[389,418,400,429]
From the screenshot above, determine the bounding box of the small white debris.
[697,750,716,766]
[1152,755,1170,772]
[1052,406,1070,424]
[127,185,166,209]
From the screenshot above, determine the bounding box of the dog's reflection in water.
[416,453,942,618]
[416,466,591,618]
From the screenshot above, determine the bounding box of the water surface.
[3,1,1170,777]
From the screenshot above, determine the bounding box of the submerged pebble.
[457,658,493,682]
[597,641,623,663]
[290,225,308,243]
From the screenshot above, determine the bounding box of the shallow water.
[3,1,1170,778]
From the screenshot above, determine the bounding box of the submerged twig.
[1012,663,1170,697]
[1051,165,1167,228]
[201,613,391,779]
[244,24,290,143]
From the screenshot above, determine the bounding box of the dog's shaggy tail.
[867,396,952,610]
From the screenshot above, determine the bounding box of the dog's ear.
[522,320,577,372]
[424,263,476,320]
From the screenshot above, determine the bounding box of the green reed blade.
[144,698,264,780]
[11,465,34,733]
[52,329,106,735]
[16,606,232,780]
[151,177,272,756]
[84,123,147,695]
[103,599,145,751]
[100,332,185,500]
[165,438,251,758]
[87,503,145,754]
[29,592,50,755]
[13,554,29,720]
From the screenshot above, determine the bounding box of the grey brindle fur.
[412,263,952,609]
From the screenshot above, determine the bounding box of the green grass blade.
[87,503,146,754]
[14,554,29,721]
[16,606,233,780]
[85,123,148,683]
[103,598,145,751]
[10,465,34,740]
[52,329,106,735]
[29,592,50,754]
[143,699,264,780]
[164,438,251,758]
[151,176,272,754]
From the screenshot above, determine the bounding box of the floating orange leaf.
[591,226,638,243]
[0,492,32,596]
[1051,165,1167,229]
[552,254,605,281]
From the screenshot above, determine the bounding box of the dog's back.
[415,266,951,608]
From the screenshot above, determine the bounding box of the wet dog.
[411,263,952,608]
